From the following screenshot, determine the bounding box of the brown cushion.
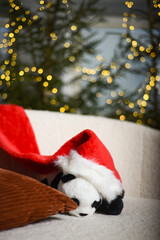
[0,168,77,231]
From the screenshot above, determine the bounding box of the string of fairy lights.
[0,0,159,124]
[121,0,160,125]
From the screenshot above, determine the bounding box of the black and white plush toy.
[41,130,124,217]
[42,170,124,217]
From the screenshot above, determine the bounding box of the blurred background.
[0,0,160,129]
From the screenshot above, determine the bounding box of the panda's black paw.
[97,191,124,215]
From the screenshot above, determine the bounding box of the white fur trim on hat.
[55,150,123,203]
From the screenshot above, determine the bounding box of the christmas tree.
[0,0,105,112]
[111,0,160,129]
[73,0,160,129]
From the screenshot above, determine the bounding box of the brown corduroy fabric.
[0,168,77,231]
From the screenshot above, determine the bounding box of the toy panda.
[41,130,124,217]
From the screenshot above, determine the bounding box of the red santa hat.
[0,104,123,203]
[54,129,123,203]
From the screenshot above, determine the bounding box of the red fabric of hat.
[0,104,121,183]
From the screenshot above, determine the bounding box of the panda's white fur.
[58,177,101,216]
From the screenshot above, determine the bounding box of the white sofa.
[0,110,160,240]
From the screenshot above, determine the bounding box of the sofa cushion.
[0,168,77,231]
